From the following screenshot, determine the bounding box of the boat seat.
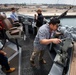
[7,18,23,30]
[7,18,26,40]
[0,15,21,50]
[2,18,22,39]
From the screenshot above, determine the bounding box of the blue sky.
[0,0,76,5]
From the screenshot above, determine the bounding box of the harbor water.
[47,18,76,27]
[60,18,76,27]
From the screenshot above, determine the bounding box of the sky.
[0,0,76,5]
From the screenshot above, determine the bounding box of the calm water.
[60,18,76,27]
[47,18,76,27]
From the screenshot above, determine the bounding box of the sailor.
[10,7,19,22]
[36,8,44,31]
[0,50,15,73]
[30,18,62,66]
[10,7,22,28]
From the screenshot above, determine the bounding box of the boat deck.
[0,34,55,75]
[0,34,76,75]
[20,35,54,75]
[70,43,76,75]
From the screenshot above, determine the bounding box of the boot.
[6,68,15,73]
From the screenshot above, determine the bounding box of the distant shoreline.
[5,11,76,19]
[4,7,76,18]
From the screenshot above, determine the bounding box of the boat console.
[48,38,73,75]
